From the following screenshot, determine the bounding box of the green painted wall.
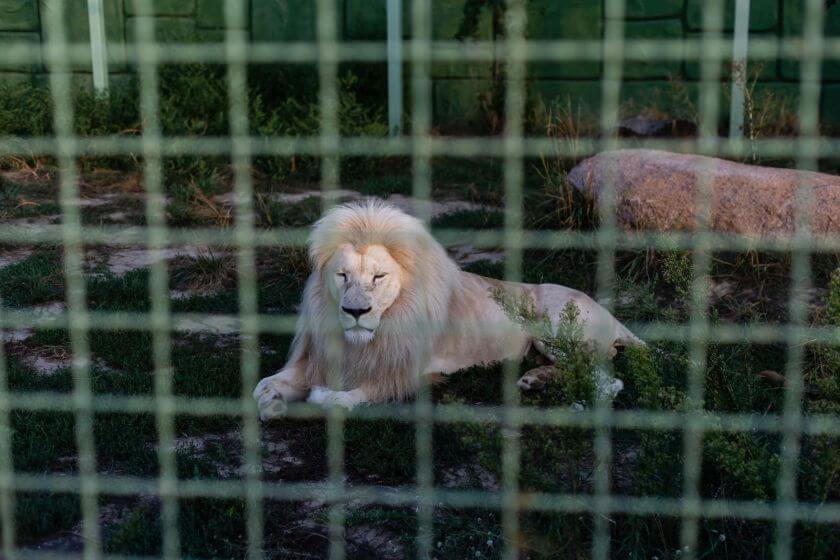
[0,1,838,128]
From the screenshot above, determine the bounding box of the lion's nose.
[342,306,371,319]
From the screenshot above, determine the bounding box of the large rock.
[568,149,840,237]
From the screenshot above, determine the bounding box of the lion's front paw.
[254,376,291,421]
[307,386,367,410]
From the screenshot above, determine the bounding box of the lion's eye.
[337,272,347,281]
[373,273,387,283]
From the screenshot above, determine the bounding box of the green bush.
[827,267,840,326]
[251,73,387,183]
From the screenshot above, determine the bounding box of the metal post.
[729,0,751,138]
[387,0,403,135]
[87,0,109,94]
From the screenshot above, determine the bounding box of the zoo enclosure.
[0,1,839,560]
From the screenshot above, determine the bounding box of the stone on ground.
[568,149,840,237]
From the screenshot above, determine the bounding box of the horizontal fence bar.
[3,226,840,255]
[4,393,840,436]
[2,308,840,345]
[1,38,839,65]
[2,136,839,160]
[3,475,839,523]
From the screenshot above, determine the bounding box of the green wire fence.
[0,0,838,559]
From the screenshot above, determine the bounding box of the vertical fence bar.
[132,2,180,558]
[316,1,346,559]
[729,0,751,139]
[410,0,434,558]
[501,2,527,558]
[774,1,825,558]
[387,0,403,136]
[681,1,726,558]
[0,313,15,558]
[86,0,109,94]
[592,1,626,557]
[223,1,265,558]
[42,1,102,558]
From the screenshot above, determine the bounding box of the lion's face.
[327,243,402,344]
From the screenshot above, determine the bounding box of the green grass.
[255,194,323,228]
[5,250,837,557]
[3,241,836,555]
[0,249,64,307]
[432,208,504,230]
[345,419,416,484]
[105,498,247,558]
[2,191,838,557]
[10,492,81,545]
[0,66,387,200]
[353,174,413,197]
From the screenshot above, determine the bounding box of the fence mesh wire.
[0,0,838,559]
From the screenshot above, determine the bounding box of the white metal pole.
[387,0,403,135]
[729,0,751,138]
[87,0,109,94]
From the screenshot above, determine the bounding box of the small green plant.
[662,250,692,302]
[737,61,799,163]
[251,73,387,183]
[619,344,662,410]
[827,267,840,326]
[170,250,237,294]
[532,98,597,230]
[491,286,598,405]
[0,81,53,138]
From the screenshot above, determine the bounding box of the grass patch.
[255,195,322,228]
[0,249,64,307]
[432,208,503,230]
[11,492,81,545]
[345,419,416,484]
[105,498,247,558]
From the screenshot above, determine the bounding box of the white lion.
[254,200,644,419]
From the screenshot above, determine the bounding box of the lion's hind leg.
[517,364,556,391]
[526,338,624,402]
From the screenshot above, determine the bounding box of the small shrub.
[0,81,52,137]
[618,345,661,410]
[251,73,387,183]
[662,250,692,302]
[827,267,840,326]
[703,432,779,500]
[159,64,229,137]
[492,286,599,405]
[532,98,597,231]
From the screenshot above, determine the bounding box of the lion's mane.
[288,200,461,401]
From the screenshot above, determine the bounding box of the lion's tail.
[614,321,646,349]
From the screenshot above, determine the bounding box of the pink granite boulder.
[568,149,840,237]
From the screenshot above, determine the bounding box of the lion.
[254,200,644,419]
